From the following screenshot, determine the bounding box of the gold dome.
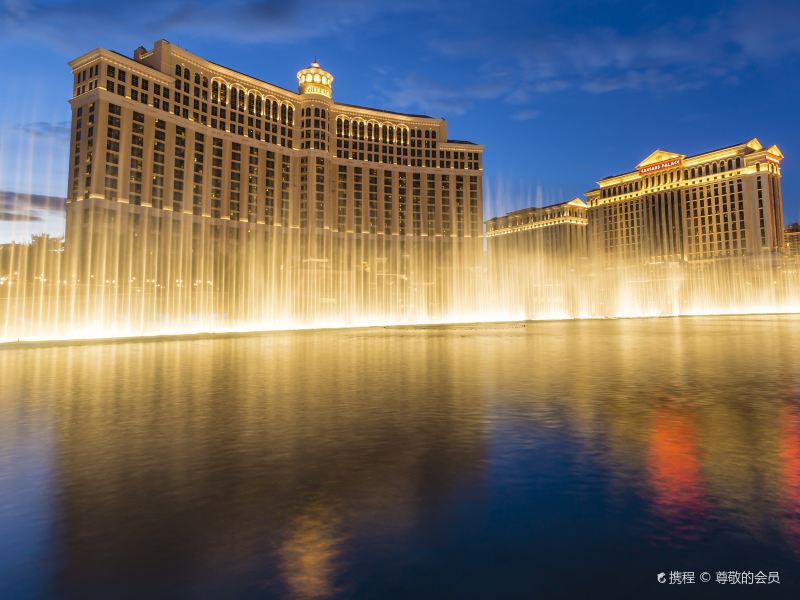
[296,60,334,98]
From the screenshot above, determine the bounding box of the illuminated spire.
[297,59,333,98]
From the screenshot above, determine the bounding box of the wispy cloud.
[0,0,426,49]
[511,109,540,121]
[381,0,800,116]
[17,121,71,140]
[0,210,42,222]
[378,75,508,116]
[0,191,65,215]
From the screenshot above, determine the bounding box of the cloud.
[387,0,800,115]
[0,211,42,221]
[0,191,65,211]
[0,0,426,49]
[17,121,71,140]
[379,75,509,117]
[511,109,540,121]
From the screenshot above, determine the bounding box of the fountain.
[1,195,799,344]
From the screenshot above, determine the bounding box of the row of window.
[600,157,747,198]
[78,59,481,168]
[76,103,482,236]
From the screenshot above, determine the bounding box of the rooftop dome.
[296,60,333,98]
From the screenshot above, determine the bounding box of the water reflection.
[0,316,799,597]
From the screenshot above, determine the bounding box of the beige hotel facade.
[65,40,483,254]
[487,138,785,265]
[586,139,784,263]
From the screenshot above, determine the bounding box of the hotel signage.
[639,158,682,175]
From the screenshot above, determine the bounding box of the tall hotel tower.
[585,139,784,263]
[63,40,484,324]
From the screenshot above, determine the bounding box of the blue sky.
[1,0,799,241]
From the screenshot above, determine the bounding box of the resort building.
[485,198,588,259]
[786,223,800,256]
[585,139,785,263]
[61,40,484,323]
[66,39,482,238]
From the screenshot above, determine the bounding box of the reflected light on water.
[0,316,799,596]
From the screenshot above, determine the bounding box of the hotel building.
[66,39,482,238]
[62,40,484,321]
[786,223,800,256]
[585,139,784,263]
[485,198,588,259]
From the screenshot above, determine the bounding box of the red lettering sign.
[639,158,682,175]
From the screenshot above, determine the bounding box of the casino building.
[786,223,800,256]
[485,198,588,259]
[66,39,482,237]
[63,40,484,321]
[585,139,785,263]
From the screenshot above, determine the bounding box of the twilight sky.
[1,0,799,241]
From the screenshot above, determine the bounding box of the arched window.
[194,73,200,85]
[256,97,262,115]
[712,163,717,174]
[248,93,255,114]
[336,118,342,135]
[281,104,287,123]
[736,157,741,168]
[212,81,219,102]
[272,101,278,120]
[183,68,189,80]
[727,159,733,170]
[287,106,293,125]
[175,65,182,76]
[238,89,244,110]
[220,85,227,105]
[202,77,208,88]
[359,122,364,139]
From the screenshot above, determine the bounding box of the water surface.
[1,316,799,598]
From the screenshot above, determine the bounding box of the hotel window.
[247,147,258,223]
[337,165,347,231]
[353,167,363,232]
[383,170,393,234]
[210,138,223,219]
[315,157,325,228]
[104,104,121,201]
[427,174,436,235]
[455,175,465,236]
[441,175,451,236]
[412,173,421,235]
[150,119,166,209]
[264,150,275,225]
[229,142,241,221]
[128,112,145,205]
[192,132,204,216]
[299,157,308,229]
[173,126,186,212]
[398,172,407,235]
[280,155,290,226]
[368,169,378,234]
[469,176,479,236]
